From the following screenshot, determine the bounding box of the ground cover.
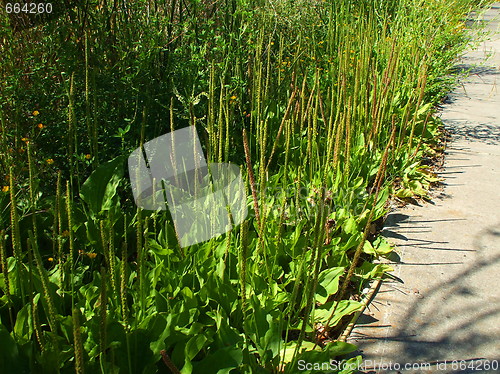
[0,0,489,372]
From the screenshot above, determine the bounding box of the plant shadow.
[349,222,500,373]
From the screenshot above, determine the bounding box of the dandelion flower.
[230,95,237,100]
[87,253,97,259]
[32,110,39,116]
[21,137,29,143]
[2,186,9,193]
[48,257,54,262]
[85,154,92,160]
[37,123,44,129]
[46,158,54,165]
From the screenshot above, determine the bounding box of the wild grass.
[0,0,491,372]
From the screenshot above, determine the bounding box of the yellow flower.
[46,158,54,165]
[87,253,97,259]
[48,257,54,262]
[32,110,39,116]
[85,154,92,160]
[230,95,237,100]
[61,230,70,237]
[270,41,274,45]
[2,186,9,193]
[37,123,44,129]
[21,137,29,143]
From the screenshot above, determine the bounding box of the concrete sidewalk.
[348,4,500,373]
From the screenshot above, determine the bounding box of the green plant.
[0,0,487,372]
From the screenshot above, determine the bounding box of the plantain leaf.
[13,304,33,345]
[80,155,125,216]
[314,300,364,326]
[356,261,393,279]
[316,267,345,304]
[363,237,393,256]
[193,346,243,374]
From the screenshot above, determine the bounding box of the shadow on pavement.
[352,223,500,373]
[445,122,500,145]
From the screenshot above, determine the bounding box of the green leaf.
[374,187,390,213]
[363,237,393,256]
[284,342,358,373]
[214,317,243,350]
[373,237,394,255]
[315,267,344,304]
[13,304,33,345]
[323,341,358,357]
[395,188,413,198]
[408,180,427,196]
[340,232,363,252]
[314,300,364,326]
[182,334,209,373]
[356,262,393,279]
[80,156,125,215]
[148,239,174,256]
[0,324,25,373]
[193,346,243,374]
[416,102,432,117]
[340,355,363,374]
[363,240,375,255]
[280,341,317,364]
[142,313,171,355]
[343,216,358,235]
[185,334,207,361]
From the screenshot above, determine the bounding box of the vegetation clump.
[0,0,487,372]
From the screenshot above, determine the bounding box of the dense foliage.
[0,0,487,372]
